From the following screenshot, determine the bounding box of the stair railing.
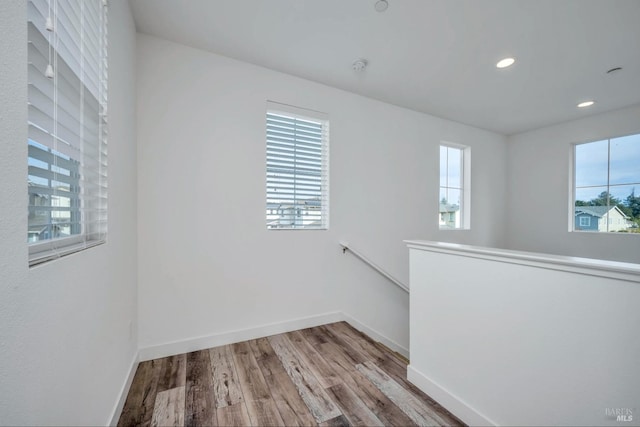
[339,241,409,293]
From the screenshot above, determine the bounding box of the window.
[266,102,329,230]
[28,0,108,265]
[573,134,640,233]
[439,143,470,229]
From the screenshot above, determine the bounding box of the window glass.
[573,134,640,233]
[439,144,469,230]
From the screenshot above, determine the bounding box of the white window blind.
[266,102,329,230]
[27,0,108,265]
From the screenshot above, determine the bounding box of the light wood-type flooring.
[118,321,464,427]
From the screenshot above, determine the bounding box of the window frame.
[439,142,471,230]
[570,133,640,234]
[579,216,591,228]
[265,101,329,231]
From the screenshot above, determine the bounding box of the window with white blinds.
[266,102,329,230]
[27,0,108,265]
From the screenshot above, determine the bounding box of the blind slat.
[27,0,108,263]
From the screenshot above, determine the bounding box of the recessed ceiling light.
[577,100,595,108]
[375,0,388,12]
[496,57,515,69]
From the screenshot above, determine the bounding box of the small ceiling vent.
[352,59,368,72]
[375,0,389,12]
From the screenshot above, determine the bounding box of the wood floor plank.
[316,325,368,365]
[209,345,244,408]
[326,383,384,427]
[298,326,331,348]
[185,350,217,427]
[150,386,185,427]
[216,402,251,427]
[157,354,187,392]
[335,325,463,426]
[378,362,457,425]
[118,361,152,427]
[249,337,317,427]
[326,322,391,366]
[268,334,342,423]
[118,358,165,427]
[286,330,343,389]
[326,322,467,425]
[232,341,285,426]
[337,323,429,399]
[336,323,409,379]
[139,359,166,427]
[356,361,451,427]
[302,327,417,427]
[336,325,433,399]
[319,414,351,427]
[333,322,409,375]
[373,339,409,364]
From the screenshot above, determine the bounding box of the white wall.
[0,1,138,425]
[506,104,640,263]
[408,243,640,426]
[136,34,508,355]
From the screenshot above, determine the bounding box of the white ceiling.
[129,0,640,135]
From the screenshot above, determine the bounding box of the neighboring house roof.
[439,203,459,213]
[267,199,321,209]
[575,205,630,219]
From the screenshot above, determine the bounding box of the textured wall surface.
[0,1,138,424]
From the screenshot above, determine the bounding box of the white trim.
[138,311,343,361]
[405,240,640,283]
[137,311,409,362]
[108,351,139,426]
[579,216,591,227]
[266,100,328,121]
[568,141,576,232]
[29,239,105,267]
[407,365,497,426]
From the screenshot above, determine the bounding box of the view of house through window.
[266,102,329,230]
[574,133,640,233]
[439,144,469,229]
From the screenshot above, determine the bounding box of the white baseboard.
[137,311,409,362]
[407,365,497,426]
[341,312,409,358]
[138,311,344,361]
[108,351,139,426]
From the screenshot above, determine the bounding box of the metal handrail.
[339,241,409,293]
